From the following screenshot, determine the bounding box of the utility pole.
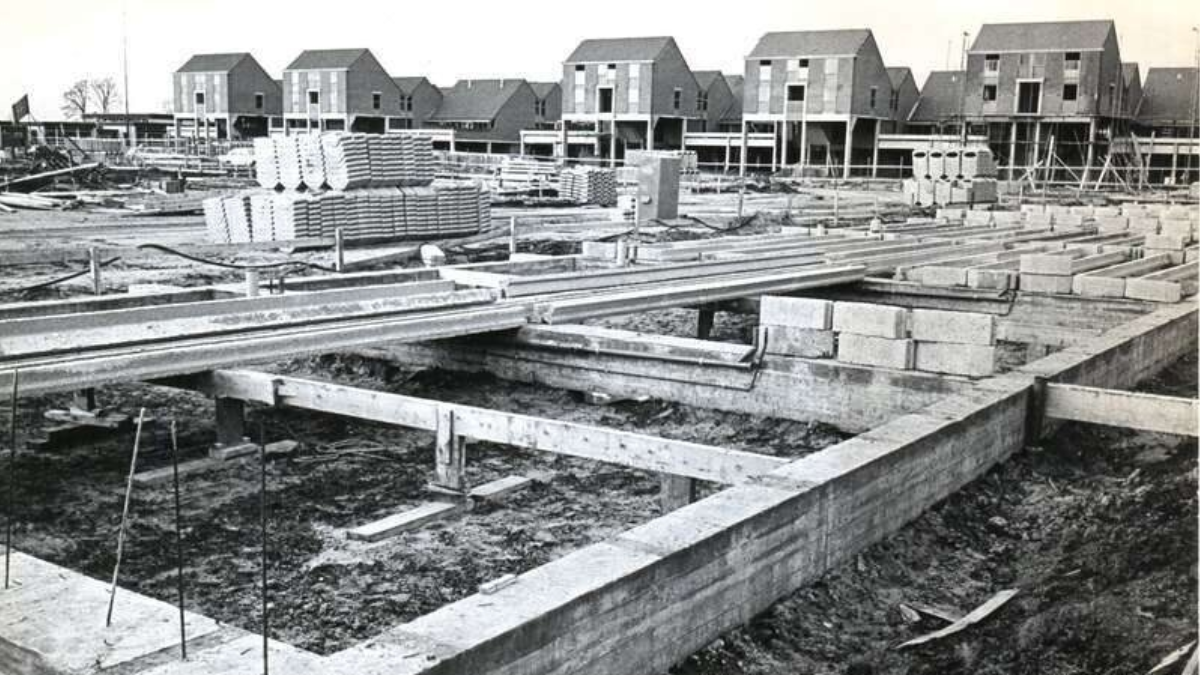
[122,2,132,149]
[959,31,969,147]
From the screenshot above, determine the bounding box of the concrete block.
[1092,206,1120,217]
[1024,212,1053,228]
[1160,219,1196,241]
[1020,273,1074,295]
[910,309,997,345]
[915,342,997,377]
[1020,251,1083,275]
[1054,212,1086,227]
[832,302,908,339]
[991,211,1022,225]
[837,334,914,370]
[919,266,968,287]
[1073,275,1126,298]
[967,268,1016,290]
[1096,216,1129,233]
[936,207,966,222]
[1144,233,1189,250]
[763,326,836,358]
[1128,217,1160,234]
[759,296,833,329]
[1021,203,1045,213]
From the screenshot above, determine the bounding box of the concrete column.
[871,118,881,178]
[843,117,856,179]
[647,119,654,151]
[1082,118,1097,185]
[799,109,808,174]
[770,120,778,172]
[1031,121,1042,176]
[739,119,748,177]
[609,119,617,168]
[724,139,731,172]
[73,388,97,412]
[781,118,790,167]
[214,397,246,448]
[659,474,697,512]
[1008,121,1018,180]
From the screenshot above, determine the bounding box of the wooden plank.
[347,502,465,542]
[1044,383,1199,436]
[193,370,789,485]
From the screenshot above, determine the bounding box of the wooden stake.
[334,228,345,273]
[4,371,18,590]
[89,247,102,295]
[106,407,146,627]
[169,420,187,659]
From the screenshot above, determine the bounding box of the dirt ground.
[1,355,847,655]
[676,350,1199,675]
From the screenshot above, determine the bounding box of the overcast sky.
[2,0,1198,120]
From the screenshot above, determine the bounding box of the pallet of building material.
[248,192,276,242]
[562,167,617,207]
[223,194,253,243]
[253,137,279,190]
[298,133,327,190]
[275,135,305,191]
[202,196,230,243]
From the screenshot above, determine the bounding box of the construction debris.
[897,589,1019,649]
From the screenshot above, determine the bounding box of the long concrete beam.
[173,369,786,485]
[357,324,969,433]
[1044,383,1199,436]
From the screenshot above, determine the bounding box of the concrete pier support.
[214,396,246,448]
[434,406,467,491]
[659,474,697,512]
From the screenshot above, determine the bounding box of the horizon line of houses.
[5,19,1199,183]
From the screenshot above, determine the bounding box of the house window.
[604,63,616,83]
[308,90,320,106]
[759,59,771,66]
[798,58,809,68]
[535,99,547,116]
[1064,52,1081,71]
[984,54,999,72]
[697,91,708,112]
[598,86,614,113]
[673,88,682,111]
[889,90,899,111]
[194,91,205,106]
[982,84,998,102]
[575,64,585,72]
[1063,83,1078,101]
[1016,81,1041,114]
[400,95,412,112]
[254,93,264,110]
[869,86,877,109]
[786,84,805,102]
[372,92,382,110]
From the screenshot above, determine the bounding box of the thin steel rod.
[259,419,269,675]
[106,407,146,627]
[169,420,187,659]
[5,370,18,590]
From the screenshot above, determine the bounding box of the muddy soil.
[2,356,847,655]
[675,351,1198,675]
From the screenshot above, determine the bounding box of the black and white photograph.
[0,1,1197,673]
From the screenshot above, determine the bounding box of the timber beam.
[1044,383,1199,437]
[165,369,787,485]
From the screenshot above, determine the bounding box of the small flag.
[11,95,30,122]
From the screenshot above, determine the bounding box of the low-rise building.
[173,52,280,140]
[282,48,402,133]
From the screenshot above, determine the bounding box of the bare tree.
[90,77,121,113]
[61,80,91,119]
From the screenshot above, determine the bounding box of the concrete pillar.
[214,397,246,448]
[781,118,790,167]
[770,120,778,172]
[434,406,466,491]
[871,118,881,178]
[1032,121,1042,175]
[843,117,856,180]
[659,474,696,512]
[1082,118,1097,186]
[647,119,654,151]
[1008,121,1018,180]
[724,139,731,173]
[73,388,97,412]
[799,110,808,174]
[609,119,617,168]
[739,119,748,177]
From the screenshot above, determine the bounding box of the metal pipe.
[106,407,146,626]
[169,420,187,659]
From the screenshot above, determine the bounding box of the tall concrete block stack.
[757,297,999,378]
[560,167,618,207]
[205,132,486,244]
[904,145,997,207]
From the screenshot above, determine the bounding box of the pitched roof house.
[173,52,280,139]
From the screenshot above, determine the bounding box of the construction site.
[1,9,1199,675]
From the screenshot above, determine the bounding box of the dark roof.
[286,49,369,70]
[1138,68,1199,122]
[392,76,429,94]
[567,36,674,63]
[909,71,965,123]
[969,20,1114,53]
[177,53,248,73]
[887,67,913,89]
[529,82,560,99]
[722,75,744,121]
[692,71,725,90]
[1122,62,1140,84]
[431,79,526,122]
[748,30,871,58]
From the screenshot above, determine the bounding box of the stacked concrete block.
[832,302,913,370]
[904,145,996,206]
[561,167,618,207]
[253,137,279,189]
[1096,215,1130,233]
[1127,216,1160,234]
[1019,251,1082,294]
[758,297,835,358]
[911,309,997,377]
